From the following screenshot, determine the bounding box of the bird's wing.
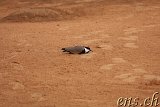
[64,46,84,53]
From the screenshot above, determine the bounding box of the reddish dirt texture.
[0,0,160,107]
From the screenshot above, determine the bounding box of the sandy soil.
[0,0,160,107]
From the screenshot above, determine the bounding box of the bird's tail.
[61,48,65,50]
[61,48,66,52]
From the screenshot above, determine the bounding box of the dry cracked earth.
[0,0,160,107]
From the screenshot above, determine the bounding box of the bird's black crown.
[85,47,92,51]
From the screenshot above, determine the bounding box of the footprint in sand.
[17,39,32,47]
[142,24,160,28]
[118,36,138,41]
[122,76,139,82]
[17,39,27,46]
[112,58,127,63]
[89,30,105,35]
[96,44,113,50]
[143,75,160,81]
[115,73,132,79]
[115,67,147,83]
[31,93,46,102]
[11,62,24,71]
[1,52,18,62]
[100,64,115,70]
[133,68,147,74]
[11,81,25,90]
[124,28,144,35]
[89,30,107,36]
[124,43,138,48]
[142,74,160,85]
[115,73,139,83]
[100,58,127,71]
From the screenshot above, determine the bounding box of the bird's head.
[84,46,92,53]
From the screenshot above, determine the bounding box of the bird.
[61,46,92,54]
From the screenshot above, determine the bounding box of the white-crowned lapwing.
[61,46,92,54]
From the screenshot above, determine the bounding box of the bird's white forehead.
[84,48,90,53]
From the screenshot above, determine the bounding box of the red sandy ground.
[0,0,160,107]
